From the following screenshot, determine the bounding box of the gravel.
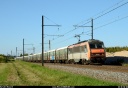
[45,64,128,85]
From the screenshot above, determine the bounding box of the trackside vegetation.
[106,46,128,52]
[0,54,6,63]
[0,54,14,63]
[0,60,127,86]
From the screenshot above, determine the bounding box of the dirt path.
[12,62,42,86]
[7,63,23,85]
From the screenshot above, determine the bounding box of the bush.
[0,55,9,63]
[0,56,5,63]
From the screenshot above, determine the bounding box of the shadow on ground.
[105,56,128,65]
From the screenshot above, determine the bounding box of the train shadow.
[105,56,128,66]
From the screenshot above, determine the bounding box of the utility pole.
[23,38,33,60]
[42,16,44,66]
[16,47,23,56]
[11,50,12,56]
[91,19,93,39]
[23,38,24,60]
[33,47,35,54]
[74,18,94,39]
[40,40,51,51]
[49,40,51,50]
[42,15,61,66]
[16,47,22,57]
[44,40,51,50]
[16,47,17,57]
[44,34,63,50]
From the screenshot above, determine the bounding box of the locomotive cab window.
[89,42,104,49]
[97,43,104,48]
[89,43,96,48]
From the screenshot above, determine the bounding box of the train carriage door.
[84,45,88,60]
[80,46,82,59]
[52,51,55,60]
[81,45,88,60]
[48,52,50,60]
[65,48,67,60]
[68,48,72,60]
[56,50,59,61]
[58,50,60,60]
[73,46,81,62]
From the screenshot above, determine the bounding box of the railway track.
[33,62,128,73]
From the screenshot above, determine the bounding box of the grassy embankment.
[0,60,127,86]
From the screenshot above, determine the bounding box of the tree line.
[0,54,14,63]
[105,46,128,53]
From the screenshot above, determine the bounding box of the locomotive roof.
[69,39,103,46]
[88,39,103,43]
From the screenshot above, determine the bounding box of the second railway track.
[42,63,128,85]
[44,63,128,73]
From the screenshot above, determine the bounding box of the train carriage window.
[73,46,80,53]
[80,46,84,52]
[65,48,67,53]
[68,48,72,54]
[64,49,67,55]
[60,50,62,55]
[65,49,67,57]
[84,45,87,53]
[62,49,65,55]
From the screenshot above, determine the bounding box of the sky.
[0,0,128,55]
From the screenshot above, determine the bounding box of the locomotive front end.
[88,39,106,63]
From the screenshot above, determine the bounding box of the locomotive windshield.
[89,42,104,49]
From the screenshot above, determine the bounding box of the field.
[0,60,126,86]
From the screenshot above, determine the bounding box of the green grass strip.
[0,63,11,85]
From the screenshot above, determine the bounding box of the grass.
[122,63,128,66]
[0,63,9,85]
[0,60,127,86]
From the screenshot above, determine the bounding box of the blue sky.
[0,0,128,55]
